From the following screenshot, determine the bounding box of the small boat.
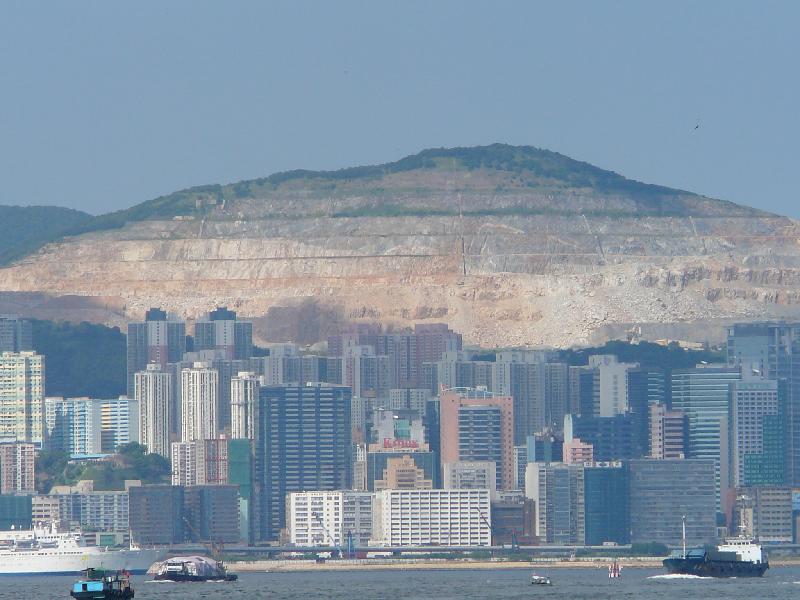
[530,573,552,585]
[70,568,134,600]
[608,559,621,578]
[152,555,237,582]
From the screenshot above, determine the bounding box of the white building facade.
[287,490,374,547]
[372,489,491,547]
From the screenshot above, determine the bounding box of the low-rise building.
[372,489,491,547]
[287,490,374,547]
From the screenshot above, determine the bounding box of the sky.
[0,1,798,217]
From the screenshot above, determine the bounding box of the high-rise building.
[0,352,45,444]
[0,442,35,494]
[649,403,688,459]
[525,462,585,545]
[171,441,198,486]
[731,376,786,487]
[230,372,260,440]
[135,364,173,457]
[287,490,374,547]
[372,489,490,547]
[389,389,430,418]
[193,307,253,360]
[180,363,219,442]
[44,397,103,454]
[627,459,716,546]
[727,322,800,484]
[0,316,32,353]
[492,351,567,442]
[126,308,186,398]
[255,384,352,540]
[584,463,629,546]
[100,397,139,452]
[672,364,741,508]
[366,451,438,491]
[439,388,514,490]
[566,413,643,461]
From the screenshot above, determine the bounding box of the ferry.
[0,525,165,575]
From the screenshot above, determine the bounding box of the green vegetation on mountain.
[35,443,170,493]
[0,205,91,266]
[560,339,724,370]
[2,144,768,266]
[32,319,126,399]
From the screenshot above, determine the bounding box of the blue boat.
[70,568,134,600]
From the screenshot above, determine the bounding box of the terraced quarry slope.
[1,145,798,347]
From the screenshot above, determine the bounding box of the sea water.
[6,566,800,599]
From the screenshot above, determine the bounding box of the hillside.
[0,205,91,266]
[0,144,798,348]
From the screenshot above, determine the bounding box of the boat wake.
[648,574,712,580]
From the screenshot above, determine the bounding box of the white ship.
[0,526,165,575]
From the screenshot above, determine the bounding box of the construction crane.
[311,512,346,559]
[475,509,520,551]
[182,515,224,559]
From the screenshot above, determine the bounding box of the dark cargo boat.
[663,538,769,578]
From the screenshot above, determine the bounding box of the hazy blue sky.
[1,1,797,216]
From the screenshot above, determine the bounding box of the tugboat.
[662,517,769,578]
[152,555,237,582]
[70,568,134,599]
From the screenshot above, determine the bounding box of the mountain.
[0,144,798,348]
[0,205,91,266]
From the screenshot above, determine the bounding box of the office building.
[126,308,186,398]
[135,364,173,457]
[231,372,260,440]
[732,376,786,487]
[287,490,374,547]
[727,322,800,484]
[0,442,35,494]
[389,388,429,417]
[0,351,45,444]
[734,487,793,543]
[184,485,240,543]
[672,365,741,507]
[442,461,497,495]
[372,489,491,547]
[440,388,514,490]
[525,462,585,545]
[374,455,433,490]
[0,494,32,530]
[180,362,219,442]
[129,485,185,545]
[649,403,687,459]
[627,459,716,546]
[584,463,629,546]
[227,438,255,544]
[193,307,253,360]
[255,384,352,540]
[566,413,643,461]
[366,450,437,491]
[0,316,32,353]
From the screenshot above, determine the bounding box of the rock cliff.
[1,144,798,347]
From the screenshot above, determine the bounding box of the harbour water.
[6,567,800,599]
